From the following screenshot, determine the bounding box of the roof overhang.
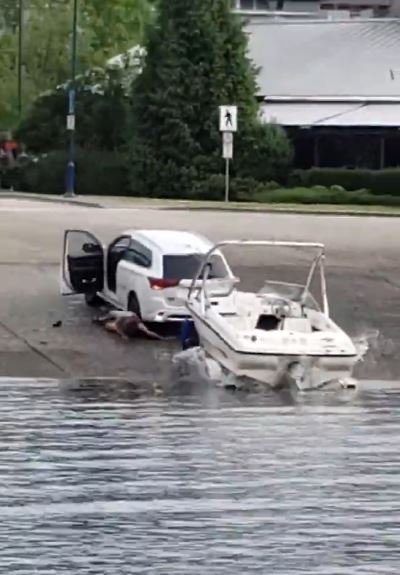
[263,95,400,103]
[261,101,400,127]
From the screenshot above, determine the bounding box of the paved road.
[0,198,398,382]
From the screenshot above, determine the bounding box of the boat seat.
[233,296,264,331]
[282,317,312,333]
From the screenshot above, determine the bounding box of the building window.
[240,0,255,8]
[237,0,270,9]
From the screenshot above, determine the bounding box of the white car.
[61,229,237,322]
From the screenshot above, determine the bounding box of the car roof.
[123,229,214,255]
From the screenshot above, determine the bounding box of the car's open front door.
[61,230,104,295]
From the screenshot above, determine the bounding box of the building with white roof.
[246,17,400,167]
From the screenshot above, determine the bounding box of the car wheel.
[128,292,142,318]
[84,292,102,307]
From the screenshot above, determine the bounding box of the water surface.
[0,379,398,574]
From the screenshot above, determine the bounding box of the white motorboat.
[185,240,359,391]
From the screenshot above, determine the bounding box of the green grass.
[86,194,400,214]
[82,188,400,214]
[10,189,400,215]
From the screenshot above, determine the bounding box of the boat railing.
[187,240,329,317]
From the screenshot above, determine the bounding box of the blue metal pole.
[18,0,23,120]
[65,0,78,198]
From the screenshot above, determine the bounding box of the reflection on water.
[0,379,398,574]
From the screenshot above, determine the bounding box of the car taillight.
[148,277,180,290]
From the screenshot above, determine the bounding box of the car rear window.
[163,254,228,280]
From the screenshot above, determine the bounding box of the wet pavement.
[0,198,399,380]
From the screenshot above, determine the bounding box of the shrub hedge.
[3,154,400,206]
[1,149,130,196]
[252,186,400,206]
[289,168,400,197]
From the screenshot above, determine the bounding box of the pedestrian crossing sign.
[219,105,238,132]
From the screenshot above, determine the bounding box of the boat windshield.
[258,281,321,311]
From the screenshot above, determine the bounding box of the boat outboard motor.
[180,319,199,350]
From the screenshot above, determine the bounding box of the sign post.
[222,132,233,203]
[219,106,237,203]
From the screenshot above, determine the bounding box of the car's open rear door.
[60,230,104,295]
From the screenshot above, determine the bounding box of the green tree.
[0,1,91,129]
[86,0,155,61]
[129,0,292,198]
[0,32,19,128]
[0,0,153,129]
[0,0,18,31]
[16,68,129,152]
[235,123,293,184]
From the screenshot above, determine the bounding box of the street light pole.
[18,0,23,120]
[65,0,78,198]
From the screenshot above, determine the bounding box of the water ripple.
[0,379,398,574]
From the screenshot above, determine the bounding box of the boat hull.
[192,316,357,389]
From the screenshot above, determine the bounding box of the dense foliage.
[0,148,130,196]
[15,69,129,153]
[129,0,292,198]
[290,168,400,197]
[3,0,293,198]
[0,0,153,128]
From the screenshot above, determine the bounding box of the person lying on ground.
[93,310,165,341]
